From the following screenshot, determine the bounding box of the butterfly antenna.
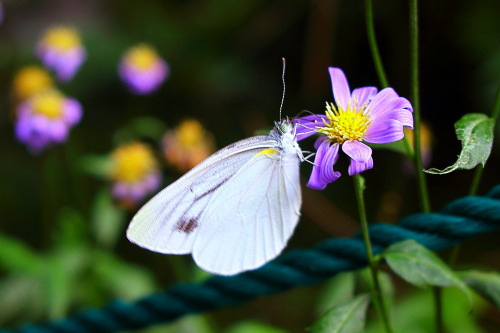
[279,57,286,120]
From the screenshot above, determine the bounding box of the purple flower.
[118,44,169,94]
[36,26,86,81]
[295,67,413,190]
[15,89,82,153]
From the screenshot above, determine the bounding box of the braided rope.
[6,185,500,333]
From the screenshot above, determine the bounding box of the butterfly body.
[127,119,303,275]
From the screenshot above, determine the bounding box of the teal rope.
[5,185,500,333]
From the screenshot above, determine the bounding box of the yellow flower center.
[125,45,159,70]
[112,142,158,183]
[31,90,65,119]
[13,66,53,99]
[42,27,81,51]
[317,102,371,144]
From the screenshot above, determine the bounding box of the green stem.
[433,287,444,333]
[353,175,393,333]
[409,0,431,213]
[410,2,441,330]
[364,0,389,88]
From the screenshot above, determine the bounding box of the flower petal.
[364,119,405,144]
[329,67,351,111]
[49,120,68,142]
[348,156,373,175]
[367,88,413,118]
[293,114,327,141]
[342,141,372,163]
[314,135,327,149]
[370,108,413,128]
[64,99,83,125]
[320,144,341,184]
[307,140,341,190]
[351,87,377,108]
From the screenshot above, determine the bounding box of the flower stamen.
[316,102,371,144]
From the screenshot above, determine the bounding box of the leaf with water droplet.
[425,113,493,174]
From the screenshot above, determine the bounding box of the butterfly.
[126,119,304,275]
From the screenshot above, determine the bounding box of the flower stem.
[364,0,389,88]
[353,175,393,333]
[409,0,431,213]
[433,287,444,333]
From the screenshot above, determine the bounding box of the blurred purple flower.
[36,26,86,81]
[118,44,169,94]
[110,142,162,208]
[15,89,82,153]
[294,67,414,190]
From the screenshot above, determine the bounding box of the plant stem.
[353,175,393,333]
[409,0,431,213]
[409,2,442,331]
[433,287,444,333]
[364,0,389,88]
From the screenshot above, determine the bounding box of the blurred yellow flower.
[110,142,162,207]
[405,122,433,166]
[30,89,64,119]
[124,44,159,70]
[13,66,53,100]
[40,26,82,51]
[162,119,215,172]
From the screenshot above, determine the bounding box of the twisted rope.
[6,185,500,333]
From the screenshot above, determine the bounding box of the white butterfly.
[126,119,304,275]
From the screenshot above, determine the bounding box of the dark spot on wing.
[195,177,230,200]
[174,218,199,234]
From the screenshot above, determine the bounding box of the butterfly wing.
[192,145,302,275]
[126,135,278,254]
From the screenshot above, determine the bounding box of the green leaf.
[315,273,356,316]
[225,320,288,333]
[41,259,73,318]
[0,233,42,274]
[113,116,168,143]
[310,294,370,333]
[425,113,494,174]
[92,251,156,300]
[364,288,485,333]
[0,275,45,323]
[79,154,113,179]
[459,270,500,308]
[91,188,126,248]
[382,240,472,302]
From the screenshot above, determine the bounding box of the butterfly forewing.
[127,135,278,254]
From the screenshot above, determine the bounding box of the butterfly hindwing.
[192,144,302,275]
